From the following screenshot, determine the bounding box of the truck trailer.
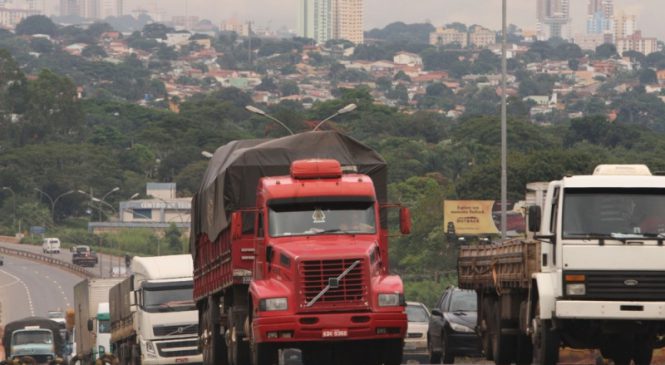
[2,317,65,365]
[457,164,665,365]
[191,131,411,365]
[73,278,123,364]
[109,255,202,365]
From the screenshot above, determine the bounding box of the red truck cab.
[246,159,408,364]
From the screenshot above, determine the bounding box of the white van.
[42,237,61,254]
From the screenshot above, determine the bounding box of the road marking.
[0,268,35,316]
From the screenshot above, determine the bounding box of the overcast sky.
[110,1,665,40]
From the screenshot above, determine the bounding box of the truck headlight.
[566,283,586,296]
[378,293,404,307]
[259,298,288,311]
[449,322,474,333]
[145,340,157,358]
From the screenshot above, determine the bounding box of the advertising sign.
[444,200,500,235]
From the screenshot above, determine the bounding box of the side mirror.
[399,207,412,235]
[431,309,442,317]
[87,319,93,332]
[528,205,542,232]
[231,211,243,239]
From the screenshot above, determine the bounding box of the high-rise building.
[334,0,363,44]
[297,0,363,44]
[614,11,636,41]
[586,0,613,35]
[536,0,571,40]
[59,0,81,17]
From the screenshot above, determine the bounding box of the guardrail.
[0,246,98,279]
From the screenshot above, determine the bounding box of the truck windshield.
[98,320,110,333]
[13,331,52,345]
[268,201,376,237]
[143,281,196,313]
[562,188,665,238]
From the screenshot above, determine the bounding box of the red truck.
[191,131,411,365]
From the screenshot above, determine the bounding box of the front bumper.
[141,337,202,365]
[253,311,407,343]
[556,300,665,320]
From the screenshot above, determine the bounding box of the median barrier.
[0,246,97,279]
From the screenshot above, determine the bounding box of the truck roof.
[191,131,387,249]
[562,174,665,189]
[132,254,193,281]
[261,174,377,201]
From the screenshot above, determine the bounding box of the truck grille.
[156,339,200,357]
[153,324,198,336]
[565,271,665,301]
[299,258,367,310]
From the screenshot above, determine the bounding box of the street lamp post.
[245,105,295,135]
[78,187,119,221]
[500,0,508,240]
[312,103,357,131]
[34,188,75,224]
[2,187,16,233]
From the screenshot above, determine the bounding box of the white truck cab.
[531,164,665,364]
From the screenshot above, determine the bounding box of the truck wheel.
[532,318,559,365]
[250,341,275,365]
[201,298,227,365]
[441,332,455,364]
[428,336,442,363]
[227,324,250,365]
[516,334,533,365]
[492,302,516,365]
[380,339,403,365]
[632,342,653,365]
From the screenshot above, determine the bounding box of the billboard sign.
[444,200,499,235]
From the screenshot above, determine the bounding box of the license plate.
[175,358,189,363]
[322,329,348,338]
[404,344,416,350]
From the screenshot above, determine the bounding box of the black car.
[428,286,481,364]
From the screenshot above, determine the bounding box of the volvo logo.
[624,279,639,286]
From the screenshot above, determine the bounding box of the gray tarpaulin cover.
[190,131,387,253]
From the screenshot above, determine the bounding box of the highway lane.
[0,255,82,325]
[0,240,125,278]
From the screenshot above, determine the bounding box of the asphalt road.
[0,254,82,325]
[0,240,125,278]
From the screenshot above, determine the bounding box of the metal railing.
[0,246,98,279]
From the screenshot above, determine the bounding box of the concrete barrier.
[0,246,97,279]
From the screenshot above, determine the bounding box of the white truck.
[73,278,123,364]
[42,238,61,254]
[110,255,202,365]
[457,164,665,365]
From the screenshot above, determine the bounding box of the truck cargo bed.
[457,239,541,290]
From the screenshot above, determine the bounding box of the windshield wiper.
[315,229,343,234]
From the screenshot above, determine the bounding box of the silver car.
[403,301,431,363]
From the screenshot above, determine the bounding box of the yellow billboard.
[444,200,500,235]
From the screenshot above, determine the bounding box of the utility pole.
[500,0,508,240]
[248,21,253,67]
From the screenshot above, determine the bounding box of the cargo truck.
[73,278,123,364]
[2,317,65,364]
[191,131,412,365]
[457,164,665,365]
[109,255,202,365]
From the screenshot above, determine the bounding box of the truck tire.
[532,318,559,365]
[632,343,653,365]
[428,336,442,364]
[201,298,227,365]
[380,339,403,365]
[516,334,533,365]
[250,341,275,365]
[492,301,516,365]
[227,323,250,365]
[441,332,455,364]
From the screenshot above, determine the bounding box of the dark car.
[428,286,481,364]
[0,255,3,265]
